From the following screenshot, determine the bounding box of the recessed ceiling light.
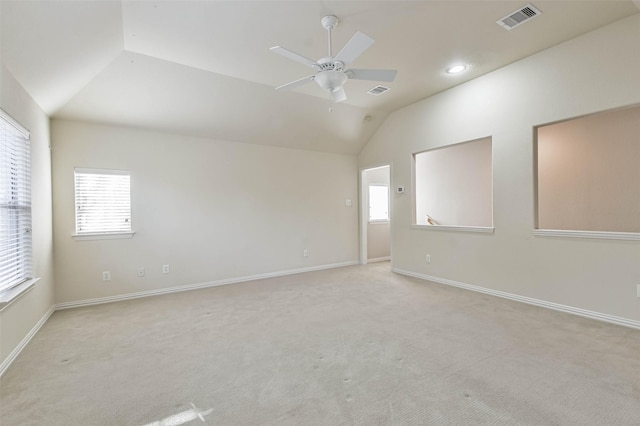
[446,65,467,74]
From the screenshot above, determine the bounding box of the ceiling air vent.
[368,85,390,96]
[497,3,542,30]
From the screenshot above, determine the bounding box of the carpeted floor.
[2,262,640,425]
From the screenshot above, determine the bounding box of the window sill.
[533,229,640,241]
[0,278,39,312]
[411,224,495,234]
[73,232,135,241]
[368,220,390,225]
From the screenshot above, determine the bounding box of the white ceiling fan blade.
[270,46,318,69]
[331,87,347,103]
[347,68,397,82]
[275,75,315,91]
[334,31,374,66]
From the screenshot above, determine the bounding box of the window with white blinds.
[74,168,131,235]
[0,109,32,294]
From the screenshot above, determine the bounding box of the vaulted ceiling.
[2,1,638,154]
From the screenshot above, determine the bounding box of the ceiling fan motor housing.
[317,57,345,71]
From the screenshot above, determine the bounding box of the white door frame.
[359,163,391,265]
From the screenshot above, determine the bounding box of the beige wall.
[367,223,390,260]
[537,105,640,232]
[358,15,640,322]
[51,120,358,304]
[415,137,492,227]
[363,166,390,260]
[0,66,55,370]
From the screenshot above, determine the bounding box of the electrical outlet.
[137,267,145,277]
[303,249,309,257]
[425,254,431,263]
[162,264,170,274]
[102,271,111,281]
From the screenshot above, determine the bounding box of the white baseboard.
[0,305,54,377]
[367,256,390,263]
[2,262,359,377]
[5,264,637,378]
[393,268,640,330]
[56,261,360,310]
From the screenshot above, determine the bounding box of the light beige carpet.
[2,263,639,425]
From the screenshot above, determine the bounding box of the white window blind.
[74,168,131,234]
[0,109,32,294]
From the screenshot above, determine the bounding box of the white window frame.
[73,168,134,240]
[0,108,34,300]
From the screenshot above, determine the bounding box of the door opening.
[360,165,391,265]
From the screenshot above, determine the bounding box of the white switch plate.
[162,264,170,274]
[425,254,431,263]
[137,267,145,277]
[303,249,309,257]
[102,271,111,281]
[637,284,640,298]
[345,199,352,207]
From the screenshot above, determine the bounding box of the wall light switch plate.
[345,199,352,207]
[102,271,111,281]
[137,267,145,277]
[162,264,170,274]
[637,284,640,298]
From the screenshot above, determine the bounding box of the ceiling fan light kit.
[271,15,398,108]
[314,70,347,92]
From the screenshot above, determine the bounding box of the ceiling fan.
[270,15,397,106]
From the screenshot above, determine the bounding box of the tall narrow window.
[74,168,131,235]
[0,109,32,294]
[369,184,389,222]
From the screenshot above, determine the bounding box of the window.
[369,184,389,222]
[74,168,131,235]
[0,109,32,294]
[536,105,640,236]
[414,136,493,229]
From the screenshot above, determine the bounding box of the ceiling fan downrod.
[321,15,339,59]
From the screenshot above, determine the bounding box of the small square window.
[74,168,131,235]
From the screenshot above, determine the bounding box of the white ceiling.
[2,1,638,155]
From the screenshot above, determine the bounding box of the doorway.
[360,165,391,265]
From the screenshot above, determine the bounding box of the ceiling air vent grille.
[368,85,390,96]
[497,4,542,30]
